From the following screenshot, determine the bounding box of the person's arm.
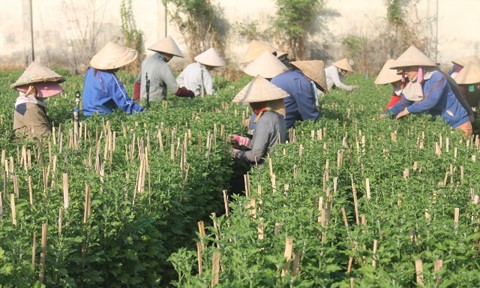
[109,74,143,114]
[295,78,320,121]
[202,68,214,95]
[386,94,414,117]
[237,120,271,163]
[330,68,357,91]
[407,74,446,114]
[161,65,194,98]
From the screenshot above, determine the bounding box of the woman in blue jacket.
[82,41,143,116]
[387,46,474,136]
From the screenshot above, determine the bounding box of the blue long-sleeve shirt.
[387,70,470,128]
[82,67,143,116]
[271,70,320,129]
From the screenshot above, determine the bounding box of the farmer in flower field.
[325,58,358,92]
[375,59,409,110]
[386,45,474,136]
[82,41,144,116]
[231,76,288,164]
[454,61,480,109]
[176,48,225,97]
[240,39,287,65]
[134,36,194,101]
[11,62,65,138]
[274,60,327,129]
[243,51,288,131]
[448,55,480,79]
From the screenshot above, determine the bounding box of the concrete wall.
[0,0,478,71]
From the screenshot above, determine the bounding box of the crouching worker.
[11,62,65,139]
[82,41,143,116]
[387,46,474,136]
[231,76,288,165]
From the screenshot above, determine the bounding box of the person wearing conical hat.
[176,48,225,97]
[448,55,480,79]
[273,60,327,129]
[375,59,409,110]
[241,40,287,65]
[325,58,358,92]
[455,61,480,109]
[11,62,65,139]
[242,51,289,132]
[82,41,144,116]
[231,76,288,164]
[386,45,474,136]
[136,36,194,101]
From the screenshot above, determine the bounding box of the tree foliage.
[167,0,227,59]
[272,0,327,60]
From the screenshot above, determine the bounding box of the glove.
[175,87,195,98]
[133,81,141,102]
[232,134,250,147]
[232,148,241,158]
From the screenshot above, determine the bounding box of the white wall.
[0,0,478,70]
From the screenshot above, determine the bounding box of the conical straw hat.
[241,40,285,64]
[232,76,289,103]
[148,36,183,57]
[243,51,288,79]
[375,59,402,85]
[390,45,436,69]
[291,60,328,92]
[11,62,65,89]
[332,58,354,72]
[452,55,480,67]
[194,48,225,67]
[455,62,480,85]
[90,41,138,70]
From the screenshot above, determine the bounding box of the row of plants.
[0,71,250,287]
[169,76,480,287]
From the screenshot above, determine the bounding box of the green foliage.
[386,0,407,26]
[272,0,328,59]
[167,0,226,58]
[120,0,144,73]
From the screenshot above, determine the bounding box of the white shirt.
[177,62,214,96]
[325,65,357,91]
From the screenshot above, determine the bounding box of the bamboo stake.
[31,232,36,268]
[281,237,294,276]
[196,242,203,276]
[58,207,63,237]
[372,239,378,268]
[211,213,221,248]
[258,218,264,240]
[434,259,443,286]
[39,223,48,283]
[63,173,69,209]
[10,194,16,225]
[415,259,424,286]
[292,250,301,276]
[28,176,33,205]
[198,220,206,252]
[211,252,220,287]
[83,184,91,224]
[347,241,357,274]
[12,175,19,197]
[454,208,460,233]
[222,190,229,217]
[275,222,282,236]
[0,187,3,217]
[341,207,349,228]
[365,178,371,200]
[244,174,250,197]
[351,175,360,225]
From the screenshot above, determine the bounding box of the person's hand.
[373,113,386,121]
[232,148,241,158]
[395,108,409,119]
[231,134,250,147]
